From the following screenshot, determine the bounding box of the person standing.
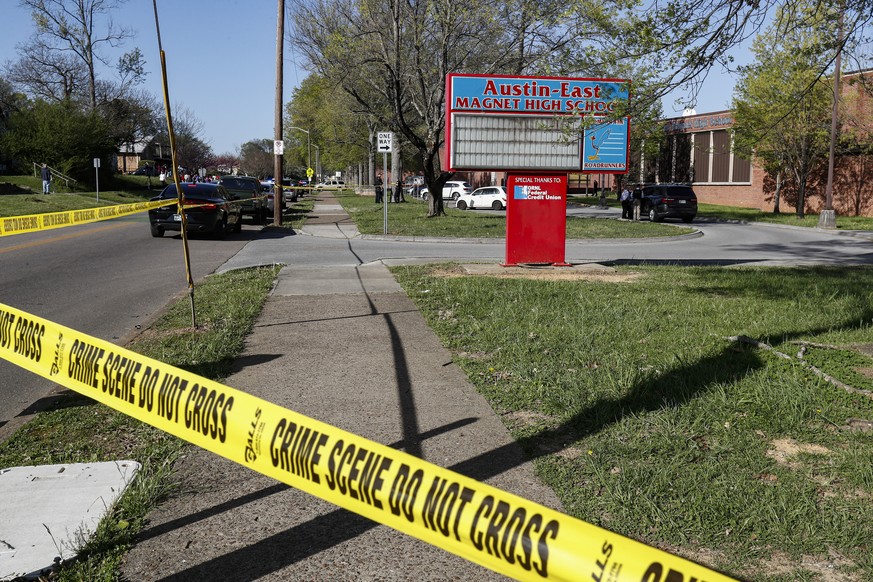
[632,186,642,221]
[620,186,632,219]
[374,174,383,203]
[41,164,51,194]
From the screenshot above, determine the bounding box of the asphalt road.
[0,212,258,438]
[235,215,873,270]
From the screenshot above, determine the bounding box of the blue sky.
[0,0,307,155]
[1,1,749,154]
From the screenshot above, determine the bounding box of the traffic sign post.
[377,132,394,234]
[93,157,101,202]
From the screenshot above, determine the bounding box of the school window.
[665,130,751,185]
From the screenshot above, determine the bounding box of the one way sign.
[377,132,394,153]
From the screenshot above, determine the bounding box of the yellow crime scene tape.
[0,199,172,237]
[0,302,736,582]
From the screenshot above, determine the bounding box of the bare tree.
[20,0,134,110]
[292,0,574,216]
[597,0,872,112]
[239,138,276,178]
[4,40,87,102]
[157,104,212,171]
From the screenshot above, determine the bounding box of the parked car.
[219,175,267,223]
[261,181,297,209]
[403,175,426,198]
[641,184,698,223]
[456,186,507,210]
[129,165,154,176]
[315,179,346,190]
[420,180,471,201]
[281,178,301,201]
[148,182,242,238]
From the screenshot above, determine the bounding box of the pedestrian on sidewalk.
[41,164,51,194]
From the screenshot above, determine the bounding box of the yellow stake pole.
[152,0,196,328]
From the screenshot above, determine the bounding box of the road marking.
[0,222,131,254]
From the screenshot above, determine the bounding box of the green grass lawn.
[697,203,873,230]
[392,263,873,581]
[335,189,692,239]
[0,174,160,217]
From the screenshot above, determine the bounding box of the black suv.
[641,184,697,223]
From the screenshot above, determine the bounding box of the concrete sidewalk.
[121,192,562,581]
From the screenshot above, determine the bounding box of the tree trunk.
[796,175,806,219]
[772,171,782,214]
[427,186,446,216]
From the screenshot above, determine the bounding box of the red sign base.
[505,174,568,266]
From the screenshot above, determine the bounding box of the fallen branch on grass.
[727,335,873,400]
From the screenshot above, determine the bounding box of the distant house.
[116,136,171,174]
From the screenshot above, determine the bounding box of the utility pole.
[273,0,284,226]
[818,8,843,230]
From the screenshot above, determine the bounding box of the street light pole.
[818,8,844,230]
[273,0,284,226]
[289,126,311,181]
[313,145,320,183]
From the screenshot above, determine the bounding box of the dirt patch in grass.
[852,343,873,357]
[844,418,873,432]
[665,543,859,582]
[766,437,831,468]
[759,550,858,582]
[501,410,582,459]
[430,263,644,283]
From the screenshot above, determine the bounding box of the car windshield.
[221,178,256,190]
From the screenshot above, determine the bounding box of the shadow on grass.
[684,266,873,303]
[457,343,765,476]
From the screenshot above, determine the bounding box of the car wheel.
[648,207,660,222]
[452,192,459,201]
[150,225,164,238]
[457,200,467,210]
[214,216,227,239]
[233,216,242,233]
[492,200,503,210]
[422,191,429,201]
[682,216,694,223]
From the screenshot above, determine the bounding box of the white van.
[315,179,346,190]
